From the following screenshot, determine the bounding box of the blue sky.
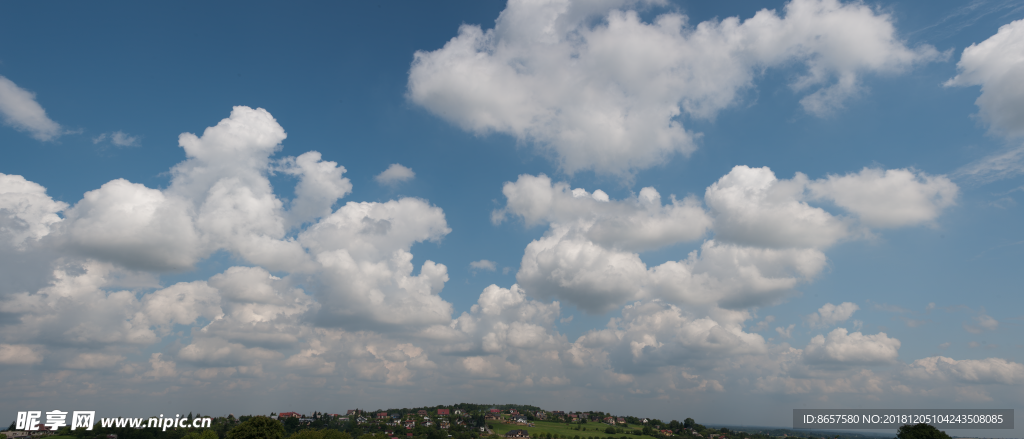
[1,0,1023,435]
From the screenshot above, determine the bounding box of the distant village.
[5,403,846,439]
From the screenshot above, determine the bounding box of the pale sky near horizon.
[1,0,1023,436]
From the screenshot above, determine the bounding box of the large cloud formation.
[0,106,1018,417]
[409,0,940,177]
[502,165,956,313]
[946,18,1024,138]
[947,18,1024,185]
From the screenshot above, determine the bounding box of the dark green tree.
[895,424,951,439]
[283,418,300,434]
[323,431,353,439]
[183,430,219,439]
[682,420,695,430]
[227,417,286,439]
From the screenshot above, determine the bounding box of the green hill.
[487,420,661,439]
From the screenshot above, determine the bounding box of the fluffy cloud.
[409,0,940,176]
[278,151,353,228]
[140,280,222,334]
[803,328,900,365]
[946,19,1024,138]
[807,168,958,228]
[0,107,460,375]
[0,103,993,411]
[302,198,453,332]
[506,166,954,314]
[450,284,565,354]
[0,75,63,141]
[173,266,316,367]
[495,174,711,252]
[707,166,957,246]
[705,166,848,249]
[375,164,415,186]
[470,259,497,271]
[0,260,160,348]
[574,301,765,375]
[62,179,202,271]
[58,107,358,273]
[0,173,67,248]
[806,302,859,328]
[519,231,827,313]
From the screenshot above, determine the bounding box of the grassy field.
[487,420,659,439]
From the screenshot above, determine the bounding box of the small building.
[505,430,529,439]
[377,412,389,419]
[437,409,450,416]
[418,410,427,416]
[279,412,302,419]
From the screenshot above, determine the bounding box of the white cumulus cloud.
[0,173,67,248]
[409,0,940,177]
[946,18,1024,138]
[806,302,859,328]
[375,163,415,186]
[803,328,900,365]
[807,167,958,228]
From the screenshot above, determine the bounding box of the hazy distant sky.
[1,0,1022,435]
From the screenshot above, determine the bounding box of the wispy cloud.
[0,75,63,141]
[93,130,141,148]
[954,145,1024,184]
[909,0,1024,40]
